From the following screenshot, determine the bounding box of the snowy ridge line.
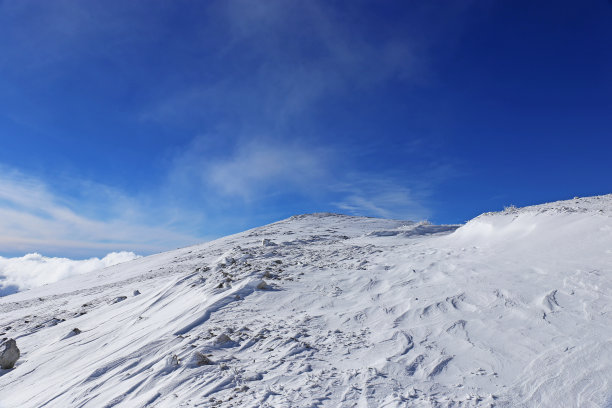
[477,193,612,218]
[1,194,612,407]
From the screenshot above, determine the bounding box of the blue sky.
[0,0,610,258]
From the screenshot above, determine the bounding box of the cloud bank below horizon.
[0,251,141,296]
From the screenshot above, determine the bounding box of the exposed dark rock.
[0,339,20,369]
[194,352,214,366]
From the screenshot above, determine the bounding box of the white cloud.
[0,168,202,257]
[332,178,432,221]
[169,135,439,222]
[0,251,140,296]
[166,136,333,204]
[206,142,329,199]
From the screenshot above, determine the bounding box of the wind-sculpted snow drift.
[1,196,612,407]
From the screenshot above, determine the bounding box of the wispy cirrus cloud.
[171,137,331,200]
[208,145,327,199]
[140,0,423,127]
[0,167,201,258]
[167,136,447,222]
[333,182,431,221]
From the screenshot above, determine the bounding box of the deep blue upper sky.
[0,0,611,257]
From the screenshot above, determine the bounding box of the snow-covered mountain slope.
[1,196,612,407]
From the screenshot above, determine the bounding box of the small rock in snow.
[194,352,214,366]
[256,280,270,290]
[0,339,20,369]
[215,333,232,344]
[62,327,82,340]
[169,354,180,366]
[244,372,263,381]
[262,239,277,247]
[133,290,141,296]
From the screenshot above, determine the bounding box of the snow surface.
[1,196,612,407]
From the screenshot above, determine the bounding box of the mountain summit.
[1,195,612,407]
